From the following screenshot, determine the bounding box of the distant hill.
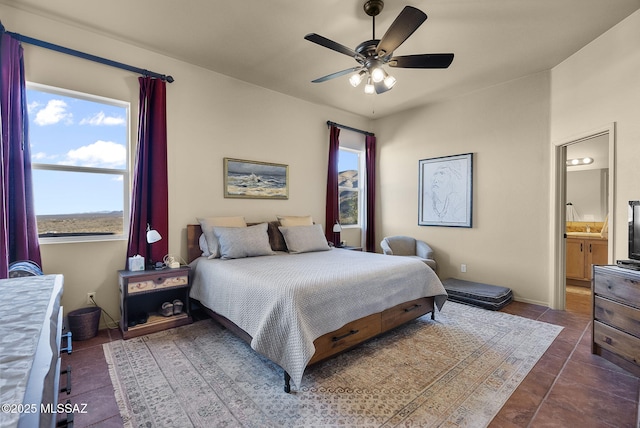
[338,170,358,225]
[36,211,124,236]
[339,170,358,188]
[38,211,123,220]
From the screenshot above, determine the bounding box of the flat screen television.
[629,200,640,261]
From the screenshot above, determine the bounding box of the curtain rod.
[5,28,174,83]
[327,121,374,137]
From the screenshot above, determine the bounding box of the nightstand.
[118,266,192,339]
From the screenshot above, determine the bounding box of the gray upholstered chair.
[380,236,437,272]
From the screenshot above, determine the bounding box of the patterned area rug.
[104,302,562,427]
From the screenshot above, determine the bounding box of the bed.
[0,274,65,428]
[187,221,447,392]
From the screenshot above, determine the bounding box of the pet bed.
[442,278,513,310]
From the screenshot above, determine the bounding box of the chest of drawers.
[592,265,640,376]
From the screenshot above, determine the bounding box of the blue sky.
[27,88,128,215]
[338,150,359,173]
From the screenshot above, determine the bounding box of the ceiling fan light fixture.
[304,3,454,95]
[370,67,385,83]
[349,70,366,87]
[384,74,396,89]
[364,77,375,94]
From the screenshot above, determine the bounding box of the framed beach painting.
[224,158,289,199]
[418,153,473,227]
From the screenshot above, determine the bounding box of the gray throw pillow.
[278,224,330,254]
[198,216,247,258]
[213,222,274,259]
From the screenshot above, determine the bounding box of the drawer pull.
[605,336,613,345]
[404,304,423,313]
[332,329,359,342]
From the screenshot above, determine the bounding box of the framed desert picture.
[418,153,473,227]
[224,158,289,199]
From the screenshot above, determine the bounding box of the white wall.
[0,5,370,324]
[551,9,640,263]
[373,72,552,305]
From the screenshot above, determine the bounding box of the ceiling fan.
[304,0,454,94]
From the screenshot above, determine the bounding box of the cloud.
[80,111,126,126]
[33,99,73,126]
[27,101,41,114]
[32,151,58,162]
[63,140,126,168]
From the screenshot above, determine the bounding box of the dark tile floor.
[58,288,639,427]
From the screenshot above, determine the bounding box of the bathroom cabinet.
[566,236,608,285]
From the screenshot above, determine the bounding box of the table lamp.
[146,223,163,269]
[333,222,342,247]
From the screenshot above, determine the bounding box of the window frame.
[338,146,365,228]
[27,82,131,244]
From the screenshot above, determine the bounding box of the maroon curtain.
[365,134,376,252]
[0,29,41,278]
[126,77,168,267]
[325,125,340,245]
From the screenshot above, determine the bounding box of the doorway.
[550,124,615,310]
[565,135,609,303]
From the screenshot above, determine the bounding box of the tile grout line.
[527,315,591,427]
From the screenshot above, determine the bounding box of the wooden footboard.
[194,295,435,391]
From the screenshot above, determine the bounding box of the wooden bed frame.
[186,224,436,392]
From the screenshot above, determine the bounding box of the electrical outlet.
[87,292,96,305]
[461,264,467,273]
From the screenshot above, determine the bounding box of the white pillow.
[278,224,330,254]
[199,233,210,257]
[198,216,247,258]
[213,222,274,260]
[277,215,313,227]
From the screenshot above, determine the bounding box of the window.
[338,147,364,226]
[27,83,130,242]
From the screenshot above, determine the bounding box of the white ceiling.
[2,0,639,118]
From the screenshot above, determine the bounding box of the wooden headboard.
[187,224,203,263]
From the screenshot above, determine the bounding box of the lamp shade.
[146,224,162,244]
[333,222,342,233]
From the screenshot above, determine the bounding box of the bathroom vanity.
[566,233,608,286]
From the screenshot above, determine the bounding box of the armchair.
[380,236,437,272]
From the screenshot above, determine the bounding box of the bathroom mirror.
[566,168,609,221]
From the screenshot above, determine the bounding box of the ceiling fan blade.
[389,53,454,69]
[376,6,427,56]
[311,66,363,83]
[374,80,392,94]
[304,33,364,61]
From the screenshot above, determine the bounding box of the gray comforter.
[189,248,447,387]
